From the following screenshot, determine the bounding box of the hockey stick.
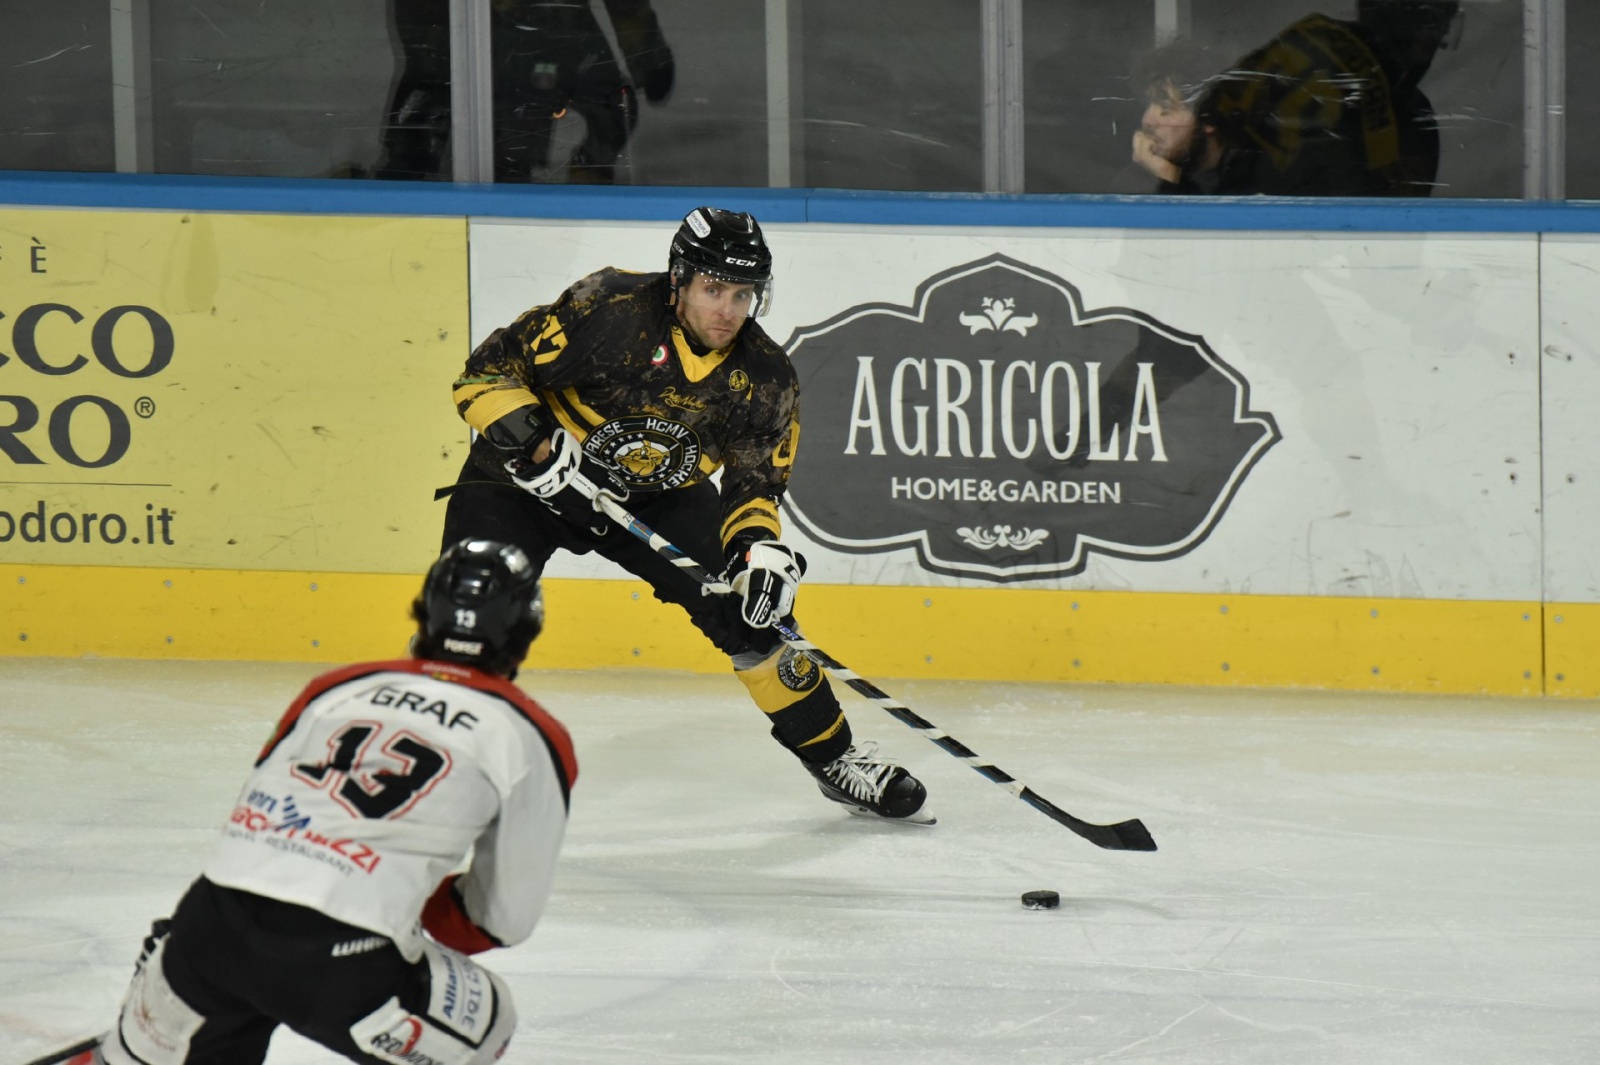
[22,1034,102,1065]
[591,494,1157,852]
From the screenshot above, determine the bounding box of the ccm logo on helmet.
[725,257,758,267]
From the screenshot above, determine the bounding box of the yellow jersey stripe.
[455,381,540,433]
[721,499,781,545]
[540,390,597,442]
[671,325,732,382]
[558,387,609,428]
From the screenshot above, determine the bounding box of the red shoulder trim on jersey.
[256,659,578,801]
[421,875,501,956]
[255,660,411,764]
[410,659,579,802]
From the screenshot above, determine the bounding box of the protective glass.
[676,266,773,319]
[1439,5,1466,52]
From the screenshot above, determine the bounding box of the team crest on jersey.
[776,646,819,692]
[728,369,751,392]
[586,415,703,489]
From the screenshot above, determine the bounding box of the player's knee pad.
[732,642,823,712]
[349,942,517,1065]
[102,938,204,1065]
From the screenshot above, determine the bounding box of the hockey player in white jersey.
[96,539,576,1065]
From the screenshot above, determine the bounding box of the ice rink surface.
[2,657,1596,1065]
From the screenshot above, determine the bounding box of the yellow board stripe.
[1544,601,1600,698]
[0,563,1566,697]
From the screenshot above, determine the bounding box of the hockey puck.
[1020,890,1060,910]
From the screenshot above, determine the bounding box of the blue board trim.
[4,169,1600,233]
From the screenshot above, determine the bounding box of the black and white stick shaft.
[593,495,1157,852]
[22,1034,102,1065]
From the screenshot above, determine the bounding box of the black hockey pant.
[100,878,515,1065]
[441,466,852,764]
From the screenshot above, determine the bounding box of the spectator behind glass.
[375,0,674,183]
[1133,0,1463,197]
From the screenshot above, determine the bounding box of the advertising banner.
[784,254,1279,582]
[470,220,1541,602]
[0,209,468,574]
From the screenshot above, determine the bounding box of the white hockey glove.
[506,428,630,528]
[724,538,806,629]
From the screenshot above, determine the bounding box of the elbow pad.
[483,406,553,453]
[421,875,501,955]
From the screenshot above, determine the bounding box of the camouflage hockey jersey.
[453,268,800,549]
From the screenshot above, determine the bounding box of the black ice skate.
[807,742,934,824]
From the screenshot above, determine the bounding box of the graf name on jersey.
[370,684,479,730]
[585,414,702,489]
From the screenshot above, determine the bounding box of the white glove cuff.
[510,429,581,499]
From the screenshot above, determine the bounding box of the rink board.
[0,208,467,576]
[0,206,1596,695]
[472,221,1542,604]
[0,563,1546,695]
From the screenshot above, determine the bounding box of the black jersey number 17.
[293,721,451,819]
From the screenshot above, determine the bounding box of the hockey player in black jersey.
[92,540,576,1065]
[443,206,930,823]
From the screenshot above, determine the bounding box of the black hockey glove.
[135,917,172,973]
[505,428,631,531]
[724,534,806,629]
[613,7,675,103]
[638,45,675,103]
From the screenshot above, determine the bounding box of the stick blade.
[1099,817,1158,852]
[1058,815,1158,852]
[1020,789,1158,851]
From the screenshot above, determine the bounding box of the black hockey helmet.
[411,539,544,677]
[668,206,773,316]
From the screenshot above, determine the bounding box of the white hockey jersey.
[202,658,577,962]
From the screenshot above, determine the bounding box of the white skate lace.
[823,742,897,803]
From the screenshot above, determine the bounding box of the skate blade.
[837,800,937,826]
